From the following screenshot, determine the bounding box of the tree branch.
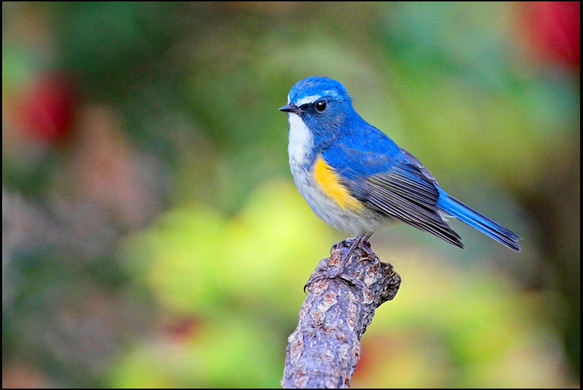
[281,238,401,388]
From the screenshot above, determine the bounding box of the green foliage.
[121,181,335,319]
[114,181,334,387]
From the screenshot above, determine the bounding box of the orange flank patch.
[313,156,364,211]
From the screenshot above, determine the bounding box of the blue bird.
[279,76,521,264]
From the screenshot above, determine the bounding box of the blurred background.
[2,2,579,388]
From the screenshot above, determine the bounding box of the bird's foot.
[305,234,373,291]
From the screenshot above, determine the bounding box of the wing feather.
[358,163,464,248]
[322,135,464,248]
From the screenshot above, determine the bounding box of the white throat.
[287,113,313,166]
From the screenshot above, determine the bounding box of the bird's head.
[279,76,356,133]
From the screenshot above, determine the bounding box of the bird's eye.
[315,100,327,112]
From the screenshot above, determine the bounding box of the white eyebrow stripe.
[294,89,341,106]
[295,94,322,106]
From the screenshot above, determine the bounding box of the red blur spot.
[17,71,79,146]
[520,2,580,71]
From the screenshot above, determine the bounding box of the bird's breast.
[286,113,386,234]
[287,113,313,167]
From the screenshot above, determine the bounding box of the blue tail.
[437,190,521,252]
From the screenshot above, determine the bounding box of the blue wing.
[322,128,521,251]
[322,130,464,248]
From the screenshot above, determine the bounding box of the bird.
[279,76,521,270]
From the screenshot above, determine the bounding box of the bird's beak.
[279,103,302,114]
